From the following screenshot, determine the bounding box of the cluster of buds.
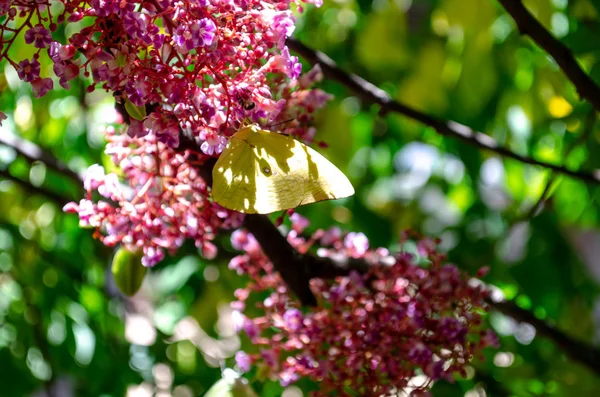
[230,216,498,395]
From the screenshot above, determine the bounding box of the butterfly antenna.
[240,117,252,127]
[269,118,295,129]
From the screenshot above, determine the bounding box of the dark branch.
[243,214,370,306]
[286,38,600,185]
[0,169,73,206]
[491,299,600,375]
[498,0,600,113]
[243,214,317,306]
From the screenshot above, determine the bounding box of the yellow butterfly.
[211,125,354,214]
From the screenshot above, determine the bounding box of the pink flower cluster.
[1,0,332,265]
[64,128,244,266]
[1,0,324,148]
[230,218,498,395]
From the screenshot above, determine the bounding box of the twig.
[522,110,597,219]
[498,0,600,113]
[286,38,600,185]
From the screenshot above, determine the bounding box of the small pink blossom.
[200,131,227,156]
[31,78,53,97]
[344,232,369,257]
[290,213,309,233]
[173,18,216,54]
[49,42,77,61]
[54,61,80,89]
[235,351,251,373]
[24,24,52,48]
[83,164,106,191]
[17,58,41,82]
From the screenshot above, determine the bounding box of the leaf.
[124,99,147,121]
[111,247,146,296]
[561,21,600,54]
[155,256,202,296]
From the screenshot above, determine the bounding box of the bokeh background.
[2,0,600,395]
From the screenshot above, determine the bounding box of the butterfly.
[211,125,354,214]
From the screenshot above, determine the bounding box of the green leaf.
[124,99,147,121]
[111,247,146,296]
[156,256,203,296]
[561,21,600,54]
[153,300,186,335]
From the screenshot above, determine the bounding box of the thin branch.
[522,110,597,219]
[286,38,600,185]
[490,299,600,375]
[0,169,73,206]
[498,0,600,113]
[0,132,83,184]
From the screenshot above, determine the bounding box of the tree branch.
[498,0,600,113]
[490,299,600,375]
[286,38,600,185]
[0,169,74,206]
[243,214,317,306]
[0,132,83,185]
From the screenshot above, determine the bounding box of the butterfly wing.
[249,129,354,211]
[212,130,259,212]
[212,126,355,214]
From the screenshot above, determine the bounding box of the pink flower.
[142,246,164,267]
[49,42,77,62]
[320,226,342,246]
[200,241,217,260]
[173,18,216,54]
[143,112,180,147]
[290,213,309,233]
[235,351,251,373]
[83,164,106,191]
[24,24,52,48]
[31,78,53,98]
[54,61,80,89]
[200,131,227,156]
[271,47,302,79]
[262,9,295,49]
[282,308,303,331]
[344,232,369,257]
[17,58,41,82]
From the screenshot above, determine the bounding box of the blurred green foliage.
[2,0,600,396]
